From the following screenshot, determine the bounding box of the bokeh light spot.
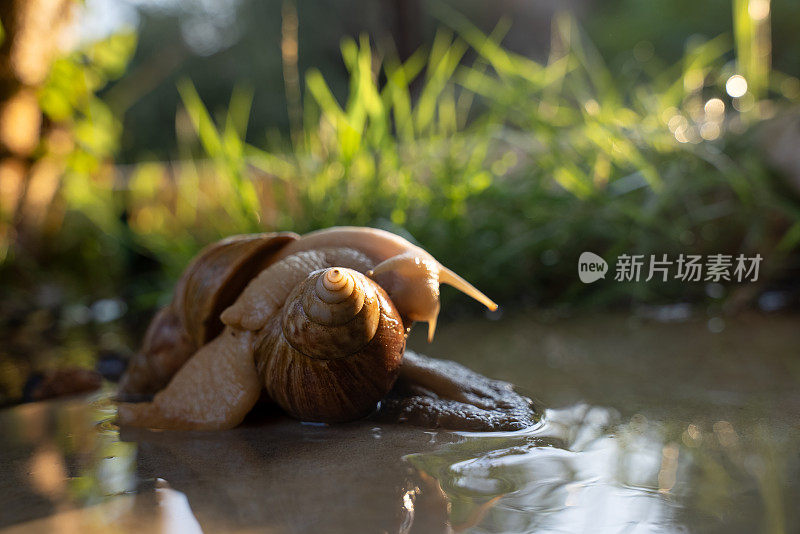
[726,75,748,98]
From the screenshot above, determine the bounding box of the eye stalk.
[368,251,498,342]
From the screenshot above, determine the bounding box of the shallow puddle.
[0,312,798,533]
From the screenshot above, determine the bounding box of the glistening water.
[0,312,797,533]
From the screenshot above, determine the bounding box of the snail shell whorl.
[256,267,406,422]
[283,268,379,360]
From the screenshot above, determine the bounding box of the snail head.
[368,250,498,342]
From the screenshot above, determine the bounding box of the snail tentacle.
[368,251,497,341]
[437,264,498,311]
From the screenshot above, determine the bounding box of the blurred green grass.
[102,9,800,312]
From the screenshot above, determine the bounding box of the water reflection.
[2,395,797,533]
[119,412,455,533]
[407,404,798,533]
[407,406,679,533]
[0,393,140,533]
[1,314,799,533]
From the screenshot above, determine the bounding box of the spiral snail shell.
[117,227,498,430]
[257,268,405,422]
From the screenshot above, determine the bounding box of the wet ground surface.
[0,312,798,533]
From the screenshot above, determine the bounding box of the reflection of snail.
[118,227,501,430]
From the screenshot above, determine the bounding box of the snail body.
[118,227,497,430]
[118,232,296,395]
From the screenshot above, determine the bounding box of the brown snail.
[118,227,503,430]
[257,267,405,422]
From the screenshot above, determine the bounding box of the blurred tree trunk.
[0,0,73,250]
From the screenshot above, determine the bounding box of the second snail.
[118,226,537,431]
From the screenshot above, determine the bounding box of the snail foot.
[117,328,261,430]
